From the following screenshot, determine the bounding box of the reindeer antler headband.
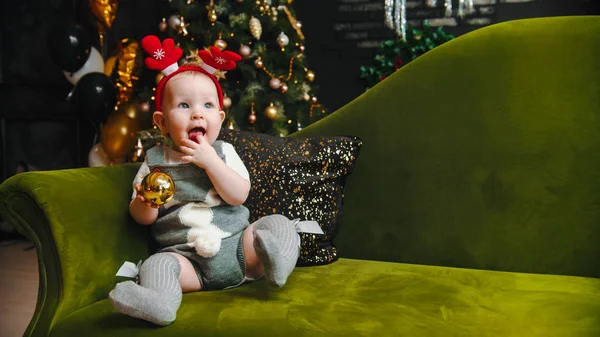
[141,35,241,111]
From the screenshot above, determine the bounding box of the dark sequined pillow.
[219,129,362,266]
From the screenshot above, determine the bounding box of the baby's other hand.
[134,184,160,209]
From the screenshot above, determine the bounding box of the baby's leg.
[249,214,300,287]
[109,252,200,326]
[243,222,264,279]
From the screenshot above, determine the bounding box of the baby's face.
[158,73,225,149]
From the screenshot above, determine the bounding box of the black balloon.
[48,23,92,72]
[72,73,117,125]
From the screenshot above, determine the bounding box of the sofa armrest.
[0,164,152,337]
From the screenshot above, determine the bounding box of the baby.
[109,35,301,326]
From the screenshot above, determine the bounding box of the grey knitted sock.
[253,214,300,287]
[109,253,182,326]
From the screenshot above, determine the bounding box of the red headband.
[141,35,241,111]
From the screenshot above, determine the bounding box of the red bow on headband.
[198,46,242,71]
[141,35,183,72]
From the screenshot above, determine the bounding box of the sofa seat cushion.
[51,258,600,337]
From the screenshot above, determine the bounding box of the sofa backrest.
[294,16,600,278]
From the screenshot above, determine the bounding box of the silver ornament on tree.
[223,96,232,109]
[269,77,281,89]
[239,45,251,58]
[168,15,181,30]
[276,32,289,48]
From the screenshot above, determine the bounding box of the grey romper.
[141,141,251,290]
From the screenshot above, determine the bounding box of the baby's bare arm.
[204,159,250,206]
[129,185,159,225]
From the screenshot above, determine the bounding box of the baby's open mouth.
[188,127,206,142]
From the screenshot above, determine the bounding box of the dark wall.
[294,0,600,112]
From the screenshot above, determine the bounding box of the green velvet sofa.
[2,16,600,337]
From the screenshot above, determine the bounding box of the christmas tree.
[360,24,454,89]
[146,0,325,136]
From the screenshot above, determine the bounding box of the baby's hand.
[180,135,220,169]
[134,184,160,209]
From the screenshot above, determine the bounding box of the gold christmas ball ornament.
[305,70,315,82]
[249,17,262,40]
[269,77,281,89]
[223,96,232,109]
[140,171,175,206]
[156,72,165,84]
[227,120,235,130]
[208,9,218,23]
[214,39,228,50]
[265,103,278,120]
[254,58,264,69]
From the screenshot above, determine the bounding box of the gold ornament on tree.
[249,17,262,40]
[214,33,228,50]
[208,9,218,22]
[226,120,235,130]
[305,69,315,82]
[155,72,165,84]
[177,16,190,36]
[90,0,119,54]
[249,101,257,124]
[278,5,305,40]
[130,138,144,163]
[207,0,218,23]
[140,171,175,206]
[265,102,278,120]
